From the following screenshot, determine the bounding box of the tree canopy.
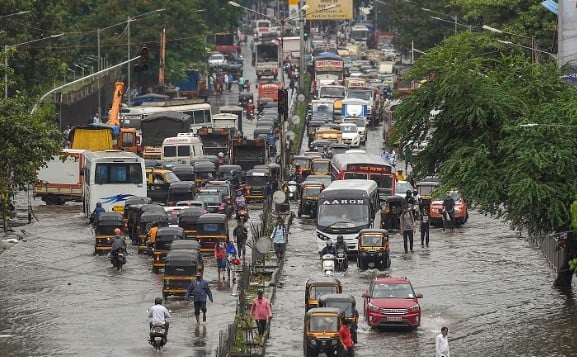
[393,31,577,236]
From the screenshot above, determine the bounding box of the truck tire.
[43,195,58,206]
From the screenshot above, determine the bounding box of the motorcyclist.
[149,297,170,341]
[235,190,247,210]
[110,228,127,264]
[91,201,105,228]
[320,240,337,257]
[246,99,255,119]
[334,235,348,270]
[405,190,416,206]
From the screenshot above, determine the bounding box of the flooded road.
[265,127,577,356]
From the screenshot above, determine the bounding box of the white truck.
[33,149,85,205]
[281,36,301,64]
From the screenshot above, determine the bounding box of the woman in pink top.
[250,289,273,345]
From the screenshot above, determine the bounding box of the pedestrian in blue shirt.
[186,272,213,324]
[270,216,287,264]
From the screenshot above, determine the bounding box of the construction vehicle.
[230,137,267,171]
[33,149,85,205]
[69,81,139,153]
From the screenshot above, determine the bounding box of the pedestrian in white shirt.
[435,326,450,357]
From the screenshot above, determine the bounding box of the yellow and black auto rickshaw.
[310,158,331,176]
[152,227,185,273]
[304,277,342,311]
[244,169,269,201]
[171,164,195,182]
[166,181,195,206]
[380,195,404,231]
[193,161,217,189]
[123,197,152,243]
[318,293,358,330]
[170,239,204,270]
[292,156,313,178]
[136,206,168,254]
[357,229,391,271]
[162,250,200,300]
[297,181,324,218]
[178,207,206,240]
[94,212,124,255]
[195,213,228,253]
[303,307,344,357]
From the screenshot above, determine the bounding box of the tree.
[393,31,577,240]
[0,96,62,231]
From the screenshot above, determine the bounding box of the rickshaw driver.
[146,221,160,248]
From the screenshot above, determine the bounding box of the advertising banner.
[306,0,353,21]
[314,59,344,72]
[288,0,299,17]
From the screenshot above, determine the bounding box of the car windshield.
[309,315,338,332]
[195,194,221,204]
[205,185,229,198]
[396,181,413,195]
[361,234,383,246]
[313,162,330,172]
[340,125,357,133]
[210,54,224,61]
[371,283,415,299]
[347,90,371,101]
[317,204,369,227]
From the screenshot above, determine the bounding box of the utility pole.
[298,0,305,90]
[127,15,131,97]
[97,28,102,119]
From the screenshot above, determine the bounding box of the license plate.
[386,317,403,322]
[112,205,124,213]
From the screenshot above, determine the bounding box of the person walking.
[420,208,430,248]
[435,326,450,357]
[399,206,415,253]
[214,242,228,281]
[186,271,213,324]
[249,289,273,346]
[270,216,287,264]
[233,220,248,258]
[339,319,355,357]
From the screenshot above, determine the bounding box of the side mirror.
[361,291,368,298]
[416,293,423,299]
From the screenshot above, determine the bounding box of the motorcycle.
[236,208,250,223]
[149,324,167,351]
[321,254,336,277]
[335,249,348,272]
[110,248,126,271]
[287,180,298,201]
[441,208,454,232]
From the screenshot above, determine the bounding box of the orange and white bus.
[330,153,396,197]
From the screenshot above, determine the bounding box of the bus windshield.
[94,163,143,184]
[317,204,369,227]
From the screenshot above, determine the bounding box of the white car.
[339,123,361,147]
[208,52,226,67]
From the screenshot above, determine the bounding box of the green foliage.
[393,32,577,236]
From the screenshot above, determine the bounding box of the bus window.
[371,174,393,192]
[344,172,367,180]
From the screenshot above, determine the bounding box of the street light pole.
[299,0,305,90]
[127,15,131,97]
[4,33,65,99]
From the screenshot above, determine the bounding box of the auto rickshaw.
[217,164,243,182]
[170,239,203,265]
[166,181,195,206]
[292,156,313,178]
[178,207,206,240]
[416,176,441,211]
[380,195,404,231]
[253,126,273,140]
[94,212,124,255]
[137,207,169,254]
[171,164,195,182]
[146,168,180,203]
[162,250,200,299]
[195,213,228,253]
[298,181,324,218]
[357,229,391,271]
[123,197,152,242]
[193,161,217,189]
[318,294,358,329]
[305,277,342,311]
[303,307,344,357]
[152,227,185,273]
[244,169,269,201]
[191,155,219,166]
[311,158,331,176]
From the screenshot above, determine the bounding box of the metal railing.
[530,232,565,271]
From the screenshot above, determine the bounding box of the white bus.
[161,133,204,164]
[130,102,212,132]
[82,150,146,217]
[316,179,380,253]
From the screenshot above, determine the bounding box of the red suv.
[362,276,423,329]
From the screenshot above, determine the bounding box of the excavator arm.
[106,81,125,127]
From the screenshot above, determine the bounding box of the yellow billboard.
[306,0,353,21]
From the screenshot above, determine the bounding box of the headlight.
[368,302,379,311]
[331,339,338,345]
[409,304,420,312]
[361,252,367,256]
[455,207,461,213]
[310,339,317,345]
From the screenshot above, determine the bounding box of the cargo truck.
[33,149,85,205]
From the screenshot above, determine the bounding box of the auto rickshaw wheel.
[297,206,302,217]
[162,292,168,300]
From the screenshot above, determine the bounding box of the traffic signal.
[304,21,311,41]
[137,46,150,71]
[278,89,288,115]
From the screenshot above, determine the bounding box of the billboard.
[288,0,299,17]
[306,0,353,20]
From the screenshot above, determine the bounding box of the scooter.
[321,254,336,277]
[335,249,348,272]
[236,208,250,223]
[287,181,298,201]
[149,324,167,351]
[110,248,126,271]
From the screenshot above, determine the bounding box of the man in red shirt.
[339,319,355,356]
